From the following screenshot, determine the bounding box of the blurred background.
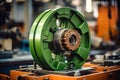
[0,0,120,75]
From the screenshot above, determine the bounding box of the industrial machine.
[29,7,91,71]
[0,7,120,80]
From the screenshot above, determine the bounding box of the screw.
[34,62,37,69]
[44,77,49,80]
[109,72,113,78]
[83,78,87,80]
[17,76,23,80]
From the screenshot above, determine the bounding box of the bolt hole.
[69,35,76,46]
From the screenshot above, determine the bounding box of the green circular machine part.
[29,8,91,70]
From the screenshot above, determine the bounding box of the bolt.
[44,77,49,80]
[17,76,23,80]
[109,72,113,78]
[83,78,87,80]
[34,62,37,69]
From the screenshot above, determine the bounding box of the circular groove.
[29,10,51,68]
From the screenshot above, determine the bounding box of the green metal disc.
[29,10,51,68]
[29,8,91,70]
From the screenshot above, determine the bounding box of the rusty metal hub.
[53,29,80,51]
[61,29,80,51]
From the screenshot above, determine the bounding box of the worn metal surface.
[10,64,120,80]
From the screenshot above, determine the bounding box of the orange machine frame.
[97,5,118,42]
[0,62,118,80]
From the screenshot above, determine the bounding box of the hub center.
[53,29,80,51]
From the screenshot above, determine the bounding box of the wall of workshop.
[10,0,33,37]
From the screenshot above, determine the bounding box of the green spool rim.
[29,10,51,68]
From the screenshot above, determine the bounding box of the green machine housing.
[29,7,91,71]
